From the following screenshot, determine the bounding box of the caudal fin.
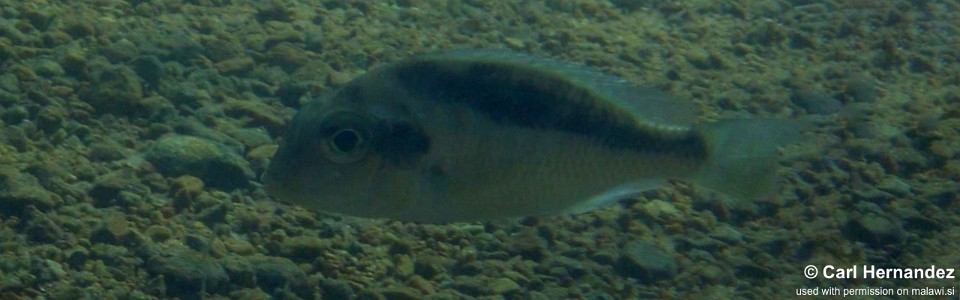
[694,119,808,199]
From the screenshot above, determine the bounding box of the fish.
[261,50,805,223]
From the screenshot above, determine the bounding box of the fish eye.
[331,128,361,153]
[321,126,368,163]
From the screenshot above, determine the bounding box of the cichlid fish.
[262,50,804,223]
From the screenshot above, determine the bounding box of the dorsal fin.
[411,49,697,129]
[390,49,704,158]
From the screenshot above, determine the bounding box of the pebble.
[877,177,911,196]
[144,135,254,190]
[452,276,492,296]
[791,90,842,115]
[0,167,57,213]
[489,278,521,295]
[616,241,678,283]
[280,236,332,261]
[147,249,229,297]
[322,279,355,300]
[709,225,744,244]
[846,213,903,247]
[88,169,147,207]
[394,254,415,278]
[247,256,308,294]
[379,287,420,300]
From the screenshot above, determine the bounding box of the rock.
[87,139,131,161]
[489,278,521,295]
[89,169,147,208]
[642,199,681,219]
[171,175,204,211]
[452,276,492,296]
[248,256,308,295]
[144,135,254,190]
[843,78,878,103]
[77,64,144,115]
[132,55,164,86]
[23,212,64,243]
[216,57,255,75]
[709,225,744,244]
[266,43,309,71]
[220,255,256,287]
[147,249,229,298]
[616,241,678,283]
[414,255,453,279]
[227,127,273,150]
[0,167,57,214]
[845,213,903,247]
[877,177,911,196]
[65,248,88,269]
[379,287,420,300]
[791,90,841,115]
[280,236,332,261]
[145,225,173,242]
[90,214,135,245]
[509,228,547,261]
[322,278,354,300]
[394,255,414,278]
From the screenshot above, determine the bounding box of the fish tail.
[693,119,808,199]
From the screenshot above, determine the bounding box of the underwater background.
[0,0,958,299]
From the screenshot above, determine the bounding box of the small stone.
[90,214,134,245]
[24,213,64,243]
[414,255,452,279]
[792,90,841,115]
[45,260,67,279]
[709,225,744,244]
[877,177,911,196]
[0,167,57,214]
[89,169,146,208]
[394,255,414,277]
[216,57,255,75]
[248,256,308,293]
[223,238,258,255]
[280,236,332,261]
[267,43,309,71]
[32,58,64,77]
[145,225,173,242]
[87,139,130,161]
[171,175,204,211]
[220,255,256,287]
[616,241,678,283]
[328,70,353,87]
[222,101,286,135]
[504,37,525,49]
[379,287,420,300]
[132,55,164,86]
[144,135,254,190]
[509,228,547,261]
[77,64,144,114]
[322,279,354,300]
[452,276,492,296]
[407,275,435,294]
[642,199,680,218]
[846,213,903,247]
[65,248,88,269]
[489,278,521,295]
[843,78,878,103]
[147,249,229,298]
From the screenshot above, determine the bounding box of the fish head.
[263,84,432,219]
